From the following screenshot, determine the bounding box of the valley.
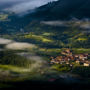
[0,0,90,89]
[0,19,90,88]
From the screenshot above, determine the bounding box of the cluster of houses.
[50,49,90,67]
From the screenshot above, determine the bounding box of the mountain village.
[50,49,90,67]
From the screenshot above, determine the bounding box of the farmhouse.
[84,61,90,67]
[79,54,88,60]
[84,63,90,67]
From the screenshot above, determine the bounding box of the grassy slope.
[22,21,90,48]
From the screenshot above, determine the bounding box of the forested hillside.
[30,0,90,20]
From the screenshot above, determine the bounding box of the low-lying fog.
[41,19,90,33]
[0,38,36,50]
[17,52,46,70]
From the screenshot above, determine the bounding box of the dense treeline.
[0,51,32,67]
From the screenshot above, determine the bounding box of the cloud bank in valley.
[80,23,90,30]
[6,42,36,50]
[0,38,13,44]
[0,38,36,50]
[41,19,90,30]
[41,21,68,27]
[0,0,57,14]
[17,52,46,70]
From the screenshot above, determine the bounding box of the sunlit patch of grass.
[47,48,62,52]
[39,48,62,53]
[0,65,31,73]
[42,32,54,36]
[51,64,71,72]
[36,48,62,57]
[77,38,87,41]
[42,38,52,42]
[0,64,42,82]
[42,32,51,36]
[0,14,8,21]
[24,34,53,43]
[73,48,90,54]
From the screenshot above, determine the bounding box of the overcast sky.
[0,0,57,14]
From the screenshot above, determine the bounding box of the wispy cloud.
[41,21,69,27]
[0,0,57,14]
